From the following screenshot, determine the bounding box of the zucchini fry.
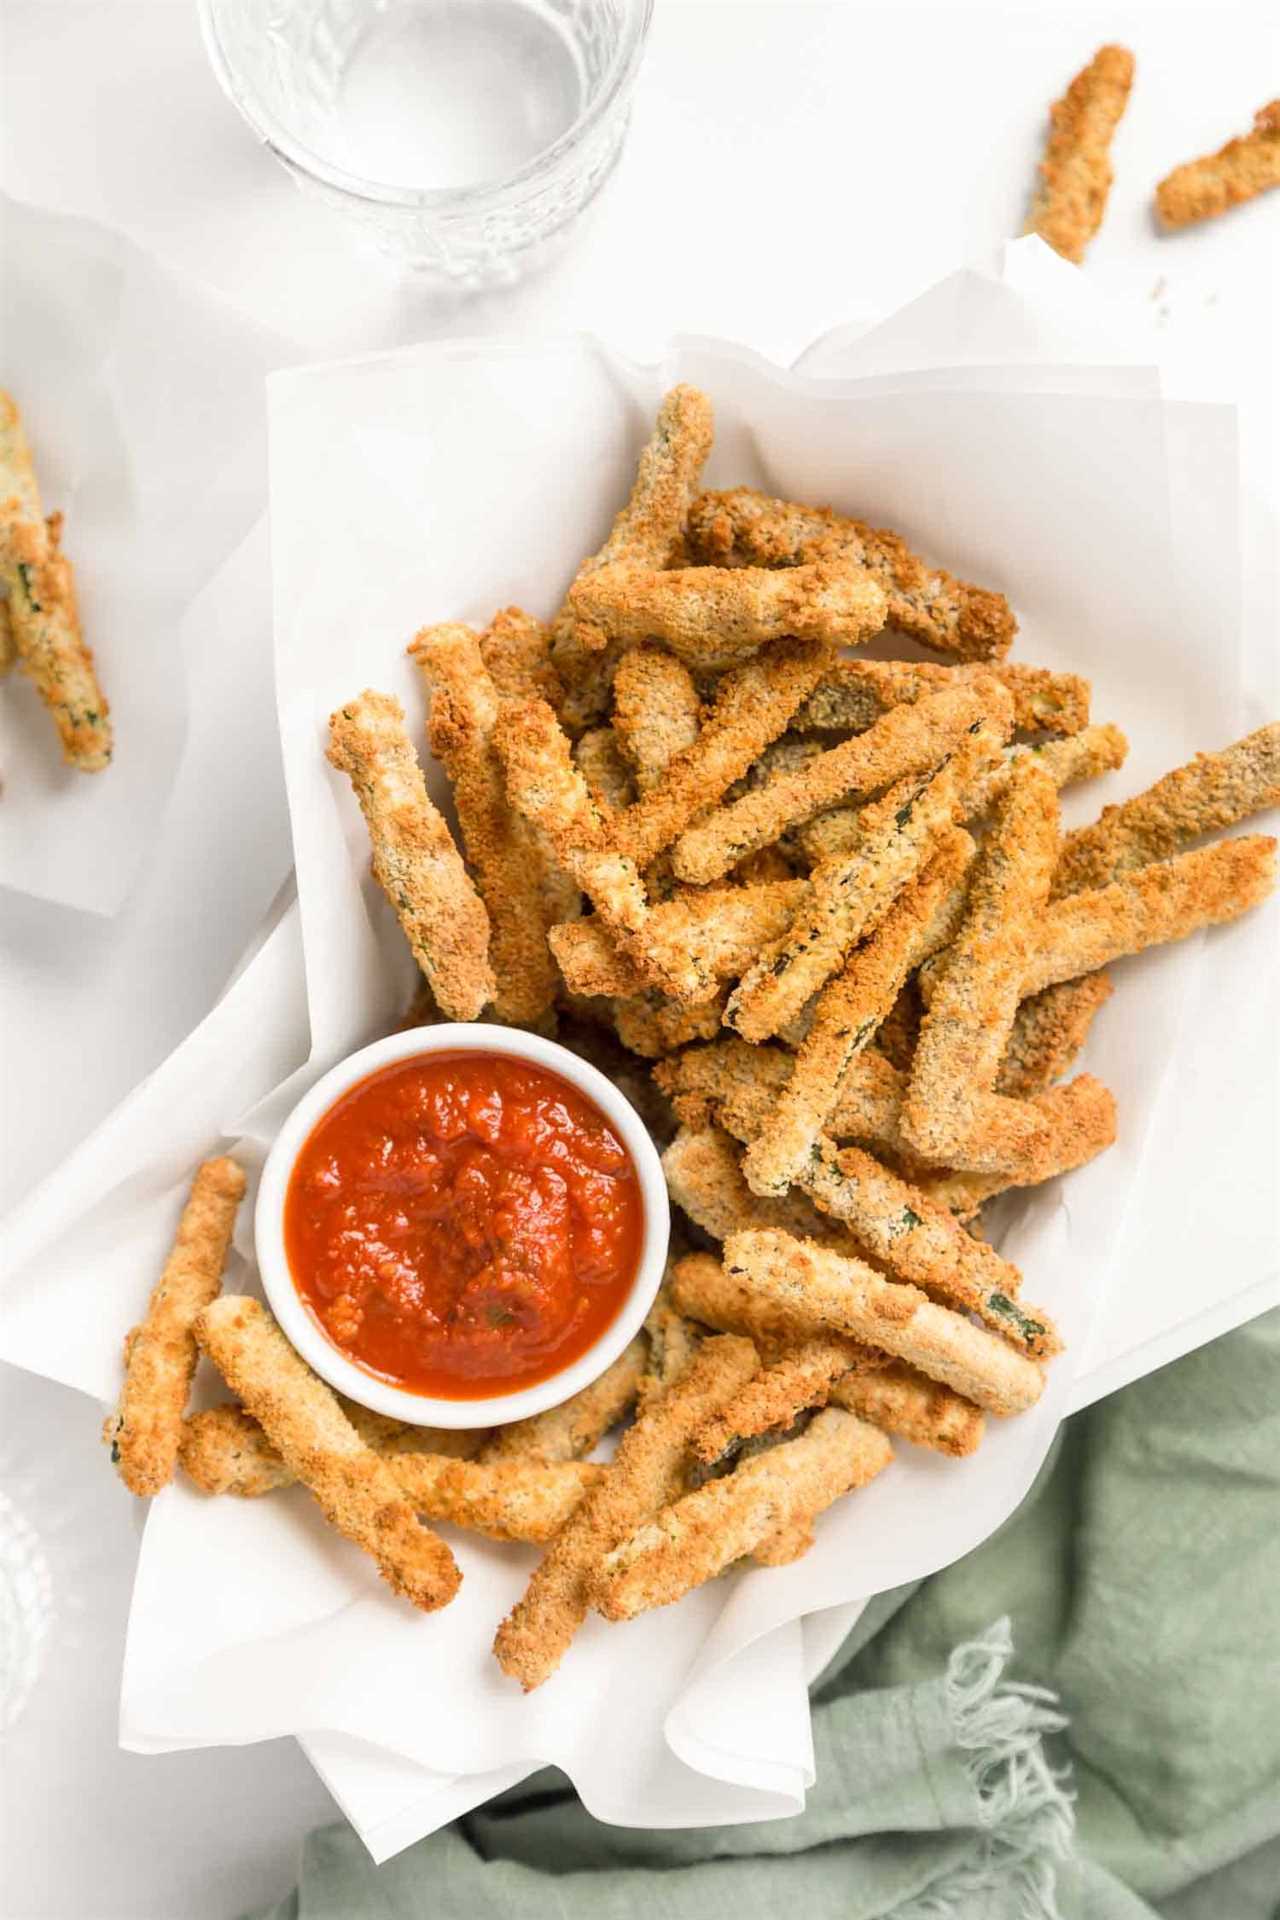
[570,558,886,672]
[723,1232,1044,1416]
[915,1074,1117,1215]
[613,990,727,1059]
[411,623,562,1025]
[612,645,704,793]
[493,1332,759,1689]
[0,393,111,769]
[105,1156,246,1496]
[687,488,1016,663]
[691,1338,871,1465]
[673,683,992,885]
[662,1125,837,1249]
[1156,101,1280,231]
[549,878,807,1002]
[742,830,974,1195]
[388,1454,603,1543]
[1052,723,1280,897]
[829,1365,984,1459]
[591,1409,892,1620]
[480,604,565,709]
[481,1335,647,1464]
[327,690,495,1020]
[179,1402,483,1497]
[903,760,1060,1172]
[996,973,1113,1098]
[1026,44,1135,264]
[574,726,635,812]
[195,1297,460,1611]
[1021,836,1277,996]
[794,657,1089,737]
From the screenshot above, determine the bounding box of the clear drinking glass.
[199,0,653,282]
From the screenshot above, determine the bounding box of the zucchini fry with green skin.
[726,719,1006,1043]
[995,973,1113,1098]
[793,657,1091,738]
[829,1365,984,1459]
[611,645,703,793]
[1,393,112,768]
[570,558,887,673]
[672,683,992,885]
[550,386,715,716]
[1025,44,1135,264]
[387,1455,604,1543]
[687,489,1016,664]
[903,760,1060,1173]
[691,1338,874,1465]
[1019,836,1278,997]
[742,830,974,1197]
[549,877,808,1001]
[608,639,831,870]
[662,1125,840,1251]
[179,1402,483,1497]
[328,690,495,1020]
[1051,723,1280,897]
[493,1332,759,1689]
[639,1286,704,1404]
[1156,101,1280,232]
[591,1409,892,1620]
[657,1039,906,1150]
[411,624,562,1025]
[723,1232,1045,1416]
[481,1335,647,1464]
[195,1297,461,1611]
[105,1156,246,1496]
[613,990,727,1058]
[669,1250,825,1350]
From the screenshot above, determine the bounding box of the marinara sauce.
[284,1051,644,1398]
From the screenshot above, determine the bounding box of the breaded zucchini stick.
[1026,44,1135,263]
[388,1454,603,1543]
[829,1365,984,1459]
[179,1402,482,1497]
[672,683,991,884]
[493,1333,759,1689]
[995,973,1113,1098]
[662,1125,837,1249]
[613,990,727,1059]
[794,658,1090,738]
[0,393,112,769]
[691,1338,871,1464]
[611,644,704,793]
[967,724,1129,817]
[327,690,495,1020]
[481,1335,647,1464]
[411,623,562,1025]
[687,489,1016,664]
[1052,723,1280,897]
[480,605,565,707]
[903,760,1060,1172]
[726,719,1005,1043]
[639,1285,705,1403]
[569,558,887,672]
[658,1039,907,1149]
[1020,835,1277,995]
[494,695,611,859]
[549,877,807,1001]
[916,1074,1117,1215]
[723,1232,1044,1416]
[742,831,974,1196]
[574,726,635,812]
[105,1156,245,1496]
[550,386,715,717]
[195,1297,460,1611]
[591,1409,892,1620]
[608,639,831,869]
[1156,102,1280,231]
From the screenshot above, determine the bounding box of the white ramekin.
[254,1023,669,1429]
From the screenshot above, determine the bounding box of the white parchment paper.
[2,244,1275,1861]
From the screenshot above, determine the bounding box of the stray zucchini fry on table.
[1025,43,1135,264]
[327,689,495,1020]
[1156,101,1280,232]
[493,1333,759,1690]
[591,1410,892,1621]
[195,1296,461,1612]
[0,389,112,769]
[105,1156,246,1496]
[687,489,1017,663]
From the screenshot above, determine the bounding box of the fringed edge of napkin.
[894,1617,1074,1920]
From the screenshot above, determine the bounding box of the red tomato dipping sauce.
[284,1051,644,1399]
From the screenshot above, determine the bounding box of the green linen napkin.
[250,1309,1280,1920]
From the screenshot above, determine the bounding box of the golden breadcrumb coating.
[829,1365,984,1458]
[105,1156,245,1496]
[687,489,1016,663]
[481,1335,647,1464]
[327,689,495,1019]
[178,1402,482,1496]
[1156,102,1280,231]
[995,973,1113,1097]
[195,1297,460,1611]
[388,1454,603,1543]
[611,644,704,792]
[1026,44,1135,263]
[794,658,1090,737]
[691,1339,868,1464]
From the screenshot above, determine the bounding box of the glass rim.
[197,0,654,213]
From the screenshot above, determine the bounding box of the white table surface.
[1,3,1276,1915]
